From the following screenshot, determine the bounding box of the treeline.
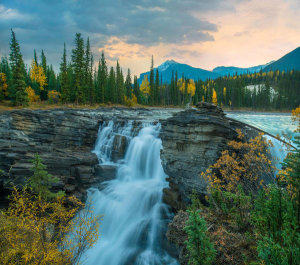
[0,30,299,109]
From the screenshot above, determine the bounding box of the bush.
[184,209,216,265]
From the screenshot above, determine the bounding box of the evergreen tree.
[125,68,132,99]
[9,29,28,106]
[115,61,124,104]
[84,37,91,103]
[184,209,216,265]
[155,68,159,105]
[149,56,154,105]
[40,50,48,100]
[71,33,85,103]
[60,43,69,102]
[27,154,65,200]
[108,66,116,103]
[34,50,38,66]
[97,51,107,103]
[133,75,140,103]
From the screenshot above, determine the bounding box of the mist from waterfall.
[82,121,178,265]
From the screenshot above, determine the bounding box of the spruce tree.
[133,75,140,103]
[9,29,29,106]
[97,51,107,103]
[34,50,38,66]
[71,33,85,103]
[149,56,154,105]
[40,50,48,100]
[115,61,124,104]
[84,37,91,103]
[155,68,159,105]
[108,67,115,103]
[125,68,132,99]
[60,43,69,102]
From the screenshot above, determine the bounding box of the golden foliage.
[30,60,47,90]
[124,94,137,107]
[202,130,274,193]
[0,187,100,265]
[140,75,150,95]
[48,90,61,104]
[26,86,39,102]
[212,89,217,105]
[0,73,8,100]
[178,78,196,96]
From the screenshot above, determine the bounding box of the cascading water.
[82,121,178,265]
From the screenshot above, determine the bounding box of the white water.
[82,122,178,265]
[227,112,297,171]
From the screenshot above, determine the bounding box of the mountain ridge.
[138,46,300,83]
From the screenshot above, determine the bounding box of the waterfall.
[82,121,178,265]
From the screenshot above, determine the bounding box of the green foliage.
[184,209,216,265]
[9,29,29,106]
[27,154,65,200]
[251,136,300,265]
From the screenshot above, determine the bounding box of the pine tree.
[125,68,132,99]
[34,50,38,66]
[84,37,91,103]
[155,68,159,105]
[184,209,216,265]
[133,75,140,103]
[116,61,124,104]
[40,50,48,100]
[108,66,116,103]
[71,33,85,103]
[97,51,107,103]
[60,43,68,102]
[27,154,65,200]
[149,56,154,105]
[9,29,29,106]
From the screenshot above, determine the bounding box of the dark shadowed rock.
[160,104,265,211]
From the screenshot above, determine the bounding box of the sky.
[0,0,299,76]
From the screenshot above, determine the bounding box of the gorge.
[0,105,293,264]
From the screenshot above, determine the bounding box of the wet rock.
[160,103,263,211]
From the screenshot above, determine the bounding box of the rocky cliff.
[0,107,179,207]
[160,103,262,211]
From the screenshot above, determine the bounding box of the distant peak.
[158,59,178,71]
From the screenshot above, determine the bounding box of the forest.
[0,30,299,110]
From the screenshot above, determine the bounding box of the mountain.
[138,47,300,83]
[263,47,300,72]
[212,62,273,76]
[138,60,220,84]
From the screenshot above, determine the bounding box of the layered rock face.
[160,103,261,211]
[0,107,179,207]
[0,109,103,205]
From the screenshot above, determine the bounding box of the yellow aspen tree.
[140,75,150,96]
[212,89,218,105]
[177,78,185,94]
[25,86,39,102]
[30,60,47,91]
[0,73,8,101]
[187,79,196,96]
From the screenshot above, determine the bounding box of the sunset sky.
[0,0,299,76]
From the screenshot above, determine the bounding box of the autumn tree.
[0,73,8,101]
[0,187,100,265]
[140,75,150,104]
[30,60,47,93]
[212,89,217,105]
[9,29,28,106]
